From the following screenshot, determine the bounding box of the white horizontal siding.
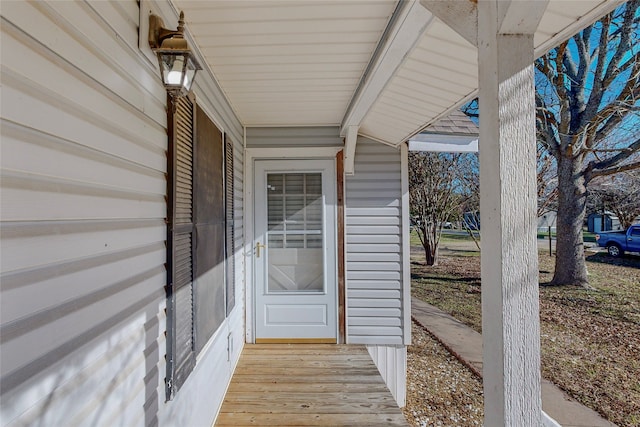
[348,225,401,234]
[348,289,402,299]
[246,126,342,148]
[349,272,402,281]
[345,137,406,346]
[0,1,244,426]
[350,308,402,317]
[349,299,401,308]
[350,316,402,326]
[348,281,401,290]
[347,235,402,244]
[350,326,403,335]
[347,207,401,216]
[347,253,401,262]
[347,216,400,225]
[347,243,401,253]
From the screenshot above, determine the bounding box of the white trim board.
[401,142,411,345]
[409,134,478,153]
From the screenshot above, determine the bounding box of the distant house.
[409,110,479,153]
[538,211,557,230]
[587,212,623,232]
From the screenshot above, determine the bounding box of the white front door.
[254,159,337,342]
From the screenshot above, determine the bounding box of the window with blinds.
[266,172,324,293]
[267,173,323,249]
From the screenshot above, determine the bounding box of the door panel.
[268,248,323,292]
[265,304,327,325]
[254,160,337,341]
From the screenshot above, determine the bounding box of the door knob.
[256,242,266,258]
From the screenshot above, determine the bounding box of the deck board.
[215,344,409,426]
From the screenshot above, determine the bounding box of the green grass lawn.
[410,230,480,246]
[537,230,556,239]
[441,231,480,241]
[536,230,597,243]
[411,250,640,427]
[413,229,597,244]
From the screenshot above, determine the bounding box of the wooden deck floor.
[215,344,409,426]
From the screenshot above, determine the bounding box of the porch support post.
[477,1,541,426]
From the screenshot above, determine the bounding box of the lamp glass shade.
[157,51,199,96]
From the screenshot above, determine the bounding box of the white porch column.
[478,1,541,426]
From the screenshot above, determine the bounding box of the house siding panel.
[0,1,244,426]
[246,126,342,147]
[345,137,406,346]
[367,345,407,407]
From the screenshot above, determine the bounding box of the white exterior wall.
[246,126,343,148]
[346,138,408,405]
[0,2,244,426]
[345,137,406,346]
[367,345,407,407]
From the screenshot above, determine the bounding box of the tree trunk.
[423,241,439,266]
[551,155,589,286]
[421,225,439,266]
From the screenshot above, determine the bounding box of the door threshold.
[255,338,337,344]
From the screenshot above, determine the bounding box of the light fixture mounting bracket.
[149,12,185,50]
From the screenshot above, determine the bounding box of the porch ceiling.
[178,0,397,127]
[173,0,622,145]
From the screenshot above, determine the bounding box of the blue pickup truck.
[595,224,640,257]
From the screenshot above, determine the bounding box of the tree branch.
[602,48,640,90]
[570,30,589,121]
[584,137,640,182]
[555,42,571,140]
[587,160,640,183]
[563,50,578,83]
[591,59,640,144]
[536,93,561,157]
[603,0,638,84]
[594,110,632,145]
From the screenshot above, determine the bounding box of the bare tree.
[536,1,640,286]
[589,171,640,230]
[537,141,558,217]
[461,101,558,217]
[409,152,478,265]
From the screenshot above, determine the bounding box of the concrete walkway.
[412,298,617,427]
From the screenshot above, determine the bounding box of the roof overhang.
[170,0,623,145]
[409,134,478,153]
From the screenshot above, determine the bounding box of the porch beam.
[498,0,549,35]
[419,0,478,47]
[344,125,358,176]
[477,0,541,426]
[340,1,434,136]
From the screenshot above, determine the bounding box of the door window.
[266,173,324,293]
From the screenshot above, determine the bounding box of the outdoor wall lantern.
[148,11,201,98]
